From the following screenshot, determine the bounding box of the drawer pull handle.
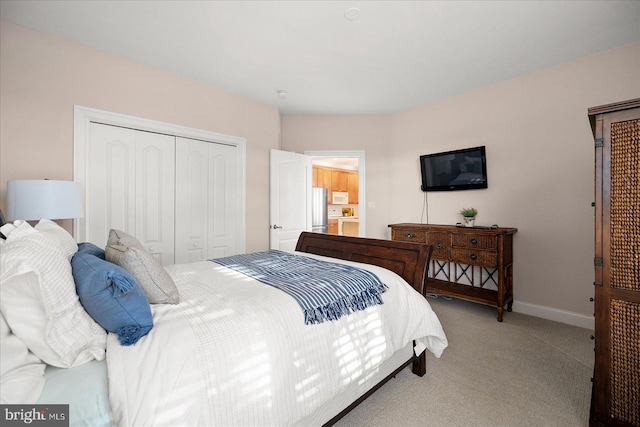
[406,233,414,238]
[469,253,478,261]
[436,242,443,249]
[470,238,478,245]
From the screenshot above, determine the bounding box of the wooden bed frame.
[295,232,434,426]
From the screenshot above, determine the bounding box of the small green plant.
[460,207,478,218]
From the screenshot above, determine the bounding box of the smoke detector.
[344,7,361,21]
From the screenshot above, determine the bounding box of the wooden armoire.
[589,98,640,427]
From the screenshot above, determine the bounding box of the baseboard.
[512,300,594,330]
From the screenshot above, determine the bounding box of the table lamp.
[6,179,83,221]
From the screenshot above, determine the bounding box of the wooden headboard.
[295,232,433,296]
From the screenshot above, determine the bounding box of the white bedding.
[106,251,447,426]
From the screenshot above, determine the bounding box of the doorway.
[304,150,365,237]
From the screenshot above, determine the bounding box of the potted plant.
[460,207,477,227]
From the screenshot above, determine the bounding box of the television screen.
[420,146,487,191]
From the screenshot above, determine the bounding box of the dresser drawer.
[452,233,497,250]
[425,231,451,260]
[451,248,497,267]
[391,229,425,243]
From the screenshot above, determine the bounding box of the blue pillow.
[77,242,106,260]
[71,252,153,345]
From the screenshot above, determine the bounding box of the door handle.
[272,224,283,229]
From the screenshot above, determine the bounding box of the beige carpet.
[335,296,594,427]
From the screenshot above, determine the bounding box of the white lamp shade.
[7,180,84,221]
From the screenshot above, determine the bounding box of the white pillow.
[0,311,46,404]
[106,229,179,304]
[34,219,78,260]
[0,223,17,239]
[0,221,106,367]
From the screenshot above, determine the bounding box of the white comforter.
[106,252,447,426]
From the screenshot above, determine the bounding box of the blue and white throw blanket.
[211,250,386,324]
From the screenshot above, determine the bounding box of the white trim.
[73,105,246,253]
[304,150,366,237]
[512,300,594,330]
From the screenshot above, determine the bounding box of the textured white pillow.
[34,219,78,260]
[0,223,17,240]
[106,229,179,304]
[0,222,106,367]
[0,311,46,404]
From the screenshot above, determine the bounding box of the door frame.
[304,150,365,237]
[73,105,247,253]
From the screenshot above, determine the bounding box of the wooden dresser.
[389,223,517,321]
[589,99,640,427]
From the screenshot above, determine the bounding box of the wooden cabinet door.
[317,167,332,190]
[590,100,640,427]
[328,219,339,235]
[331,170,348,192]
[347,172,358,203]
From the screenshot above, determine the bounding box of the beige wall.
[3,18,638,325]
[280,115,392,236]
[283,42,640,325]
[0,21,280,252]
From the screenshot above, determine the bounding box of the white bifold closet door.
[87,123,175,264]
[86,123,238,266]
[175,137,238,263]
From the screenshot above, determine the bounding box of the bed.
[0,222,448,426]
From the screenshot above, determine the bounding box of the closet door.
[208,142,238,258]
[86,123,175,264]
[175,138,239,262]
[175,138,209,263]
[86,124,136,247]
[135,131,175,265]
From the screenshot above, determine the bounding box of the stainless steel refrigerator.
[312,187,328,233]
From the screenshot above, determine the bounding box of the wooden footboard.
[295,232,433,296]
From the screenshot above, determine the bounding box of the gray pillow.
[105,230,179,304]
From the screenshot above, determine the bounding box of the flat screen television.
[420,146,487,191]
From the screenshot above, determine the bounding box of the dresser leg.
[497,306,504,322]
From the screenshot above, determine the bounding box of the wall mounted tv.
[420,146,488,191]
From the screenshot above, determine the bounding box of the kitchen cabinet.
[328,218,339,235]
[313,166,358,205]
[315,167,332,190]
[347,171,358,204]
[331,170,348,193]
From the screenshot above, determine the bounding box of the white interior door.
[175,137,239,263]
[86,123,136,247]
[75,106,247,258]
[86,123,175,264]
[175,137,209,264]
[269,149,312,250]
[135,131,175,265]
[208,142,238,258]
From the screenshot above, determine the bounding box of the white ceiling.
[1,1,639,116]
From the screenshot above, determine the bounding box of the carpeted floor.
[335,296,594,427]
